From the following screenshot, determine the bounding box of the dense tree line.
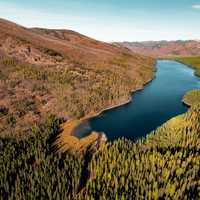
[1,91,200,199]
[0,115,85,200]
[78,104,200,200]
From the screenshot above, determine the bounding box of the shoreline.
[83,72,156,122]
[174,60,200,77]
[56,59,198,152]
[58,60,157,147]
[57,58,200,152]
[83,60,158,121]
[82,58,200,133]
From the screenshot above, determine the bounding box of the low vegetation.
[0,55,154,138]
[176,56,200,76]
[53,120,100,153]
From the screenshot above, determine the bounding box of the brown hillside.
[0,18,155,138]
[0,18,127,66]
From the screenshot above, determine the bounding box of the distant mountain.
[116,40,200,57]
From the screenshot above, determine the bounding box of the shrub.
[0,106,9,117]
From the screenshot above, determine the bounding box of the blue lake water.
[89,60,200,141]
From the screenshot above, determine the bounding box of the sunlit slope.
[176,56,200,77]
[183,89,200,106]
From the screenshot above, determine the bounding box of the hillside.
[117,40,200,57]
[0,18,155,138]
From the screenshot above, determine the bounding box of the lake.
[89,60,200,141]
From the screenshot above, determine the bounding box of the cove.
[89,60,200,141]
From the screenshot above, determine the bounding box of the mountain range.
[116,40,200,57]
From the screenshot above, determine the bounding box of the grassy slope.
[175,56,200,76]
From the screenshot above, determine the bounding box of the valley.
[0,18,200,200]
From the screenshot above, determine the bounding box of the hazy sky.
[1,0,200,42]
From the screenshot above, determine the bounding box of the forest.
[1,89,200,199]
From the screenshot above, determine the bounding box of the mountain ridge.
[116,40,200,57]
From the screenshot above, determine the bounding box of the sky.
[0,0,200,42]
